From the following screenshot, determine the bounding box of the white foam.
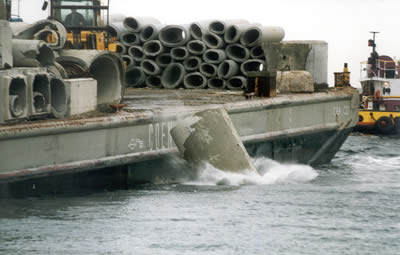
[184,157,318,186]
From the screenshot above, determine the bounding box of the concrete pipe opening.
[9,78,27,117]
[89,55,121,104]
[156,53,173,68]
[161,63,186,89]
[208,77,226,89]
[140,24,159,42]
[203,49,226,64]
[143,40,163,57]
[38,43,55,66]
[250,45,265,59]
[199,63,217,77]
[225,25,239,43]
[187,40,206,55]
[184,72,207,89]
[140,59,161,75]
[209,20,225,35]
[189,23,203,40]
[34,29,59,47]
[145,76,162,88]
[202,32,224,49]
[227,76,247,90]
[50,77,67,118]
[124,17,161,33]
[184,56,202,71]
[171,47,189,61]
[121,32,140,46]
[33,74,50,113]
[105,25,118,38]
[218,60,239,79]
[240,59,265,76]
[123,17,139,32]
[226,44,250,63]
[240,27,261,46]
[114,42,127,55]
[122,55,135,67]
[159,25,189,47]
[125,66,145,87]
[128,46,144,61]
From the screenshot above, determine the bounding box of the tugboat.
[356,32,400,134]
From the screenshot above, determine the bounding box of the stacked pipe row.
[107,17,285,90]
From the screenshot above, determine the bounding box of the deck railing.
[360,59,400,80]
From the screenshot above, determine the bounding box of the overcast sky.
[15,0,400,87]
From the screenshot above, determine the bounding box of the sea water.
[1,135,399,254]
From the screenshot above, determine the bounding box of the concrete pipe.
[159,25,190,47]
[125,66,145,87]
[0,20,13,68]
[199,63,218,78]
[225,44,250,63]
[189,21,210,40]
[113,41,127,55]
[240,59,266,76]
[208,77,226,89]
[12,39,55,67]
[203,49,226,64]
[170,108,257,173]
[218,60,239,79]
[161,63,186,89]
[8,78,27,118]
[171,46,189,61]
[145,75,162,88]
[250,45,265,59]
[224,23,260,44]
[128,45,145,62]
[187,40,207,55]
[202,31,225,49]
[140,59,161,75]
[50,77,67,119]
[13,19,67,49]
[140,24,163,42]
[183,56,202,71]
[57,50,124,105]
[120,31,140,46]
[8,95,24,117]
[123,16,161,32]
[156,53,173,68]
[209,19,249,36]
[122,55,135,68]
[227,76,247,90]
[47,62,68,79]
[183,72,207,89]
[106,22,127,39]
[240,26,285,47]
[29,73,50,115]
[143,40,164,57]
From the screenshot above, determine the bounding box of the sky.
[14,0,400,87]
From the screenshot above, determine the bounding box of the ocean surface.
[1,135,399,254]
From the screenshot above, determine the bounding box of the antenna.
[369,31,380,53]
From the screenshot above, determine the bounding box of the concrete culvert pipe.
[13,39,55,67]
[250,45,265,59]
[227,76,247,90]
[202,31,225,49]
[122,55,135,68]
[189,22,205,40]
[33,29,59,48]
[171,47,189,61]
[113,42,127,55]
[224,23,259,44]
[50,77,67,119]
[140,59,161,75]
[203,49,226,64]
[187,40,206,55]
[123,16,161,32]
[145,76,162,88]
[209,20,225,35]
[161,63,186,89]
[143,40,164,57]
[208,77,226,89]
[8,78,27,117]
[159,25,190,47]
[225,44,250,63]
[32,74,50,114]
[183,72,207,89]
[120,31,140,46]
[199,63,218,77]
[125,66,145,87]
[240,59,266,76]
[183,56,202,71]
[140,24,163,42]
[156,53,173,68]
[240,26,285,47]
[128,45,145,62]
[217,60,239,79]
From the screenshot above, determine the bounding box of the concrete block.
[0,74,29,123]
[276,71,314,93]
[25,71,51,118]
[0,20,13,68]
[64,78,97,116]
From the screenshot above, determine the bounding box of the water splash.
[184,157,318,186]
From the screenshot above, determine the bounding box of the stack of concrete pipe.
[108,17,285,90]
